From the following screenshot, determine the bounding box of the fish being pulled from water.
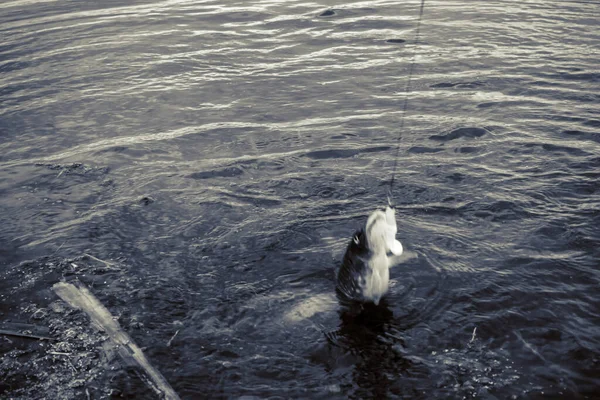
[336,206,403,306]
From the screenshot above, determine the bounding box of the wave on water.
[1,0,599,398]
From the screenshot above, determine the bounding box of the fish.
[336,206,403,305]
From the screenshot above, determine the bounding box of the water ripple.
[1,0,599,398]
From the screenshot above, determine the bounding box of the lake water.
[1,0,599,398]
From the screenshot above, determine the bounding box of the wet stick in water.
[52,281,181,400]
[470,327,477,343]
[0,328,54,341]
[167,330,179,347]
[83,253,120,270]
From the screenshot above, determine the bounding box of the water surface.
[1,0,599,398]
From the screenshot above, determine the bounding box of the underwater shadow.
[324,298,418,398]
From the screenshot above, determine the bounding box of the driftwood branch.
[167,330,179,347]
[470,327,477,343]
[53,281,180,400]
[83,253,120,270]
[0,329,54,341]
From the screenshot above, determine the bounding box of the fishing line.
[388,0,426,203]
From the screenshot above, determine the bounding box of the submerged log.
[52,281,180,400]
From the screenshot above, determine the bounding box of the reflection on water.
[1,0,599,398]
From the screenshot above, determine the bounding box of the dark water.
[1,0,599,398]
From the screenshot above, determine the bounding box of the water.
[1,0,599,398]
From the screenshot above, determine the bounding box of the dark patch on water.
[520,142,592,157]
[0,60,35,73]
[96,146,128,153]
[582,119,600,128]
[429,127,489,142]
[408,146,443,154]
[319,9,336,17]
[304,146,391,160]
[477,100,544,109]
[430,81,485,89]
[2,0,600,398]
[431,82,457,88]
[139,196,155,206]
[189,166,244,180]
[561,129,600,144]
[455,146,480,154]
[548,71,600,82]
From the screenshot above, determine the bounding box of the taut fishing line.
[387,0,427,204]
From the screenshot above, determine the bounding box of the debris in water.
[53,281,181,400]
[167,330,180,347]
[140,196,155,206]
[470,327,477,343]
[319,9,336,17]
[0,255,167,399]
[0,327,53,341]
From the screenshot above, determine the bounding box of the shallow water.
[1,0,599,398]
